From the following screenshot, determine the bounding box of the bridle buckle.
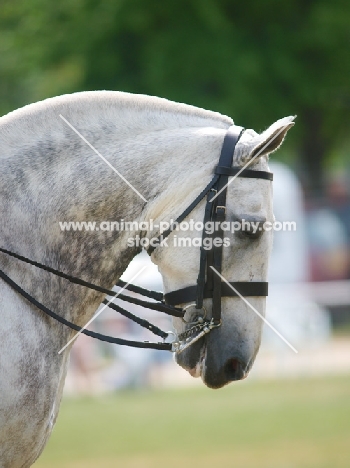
[216,205,226,214]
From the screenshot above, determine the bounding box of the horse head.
[149,117,294,388]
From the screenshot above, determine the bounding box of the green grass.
[34,375,350,468]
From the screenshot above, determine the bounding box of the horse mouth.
[174,335,206,378]
[188,345,206,378]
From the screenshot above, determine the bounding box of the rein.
[0,125,273,353]
[0,248,180,351]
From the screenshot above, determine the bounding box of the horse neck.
[1,98,230,327]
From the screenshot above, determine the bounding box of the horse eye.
[241,221,264,239]
[233,215,266,240]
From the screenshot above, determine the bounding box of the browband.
[215,166,273,180]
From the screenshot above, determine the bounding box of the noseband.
[0,125,273,353]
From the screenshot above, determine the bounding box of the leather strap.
[0,247,183,317]
[0,269,171,351]
[101,299,168,339]
[211,126,244,323]
[148,175,219,254]
[215,166,273,180]
[164,282,269,305]
[195,188,216,309]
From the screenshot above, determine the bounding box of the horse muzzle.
[175,325,255,389]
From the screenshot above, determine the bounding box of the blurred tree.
[0,0,349,196]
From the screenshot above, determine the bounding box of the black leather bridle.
[146,125,273,351]
[0,125,273,353]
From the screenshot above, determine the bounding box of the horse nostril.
[224,358,245,381]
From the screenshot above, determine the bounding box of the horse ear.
[242,116,295,163]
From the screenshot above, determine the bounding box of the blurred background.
[1,1,349,466]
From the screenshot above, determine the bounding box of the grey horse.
[0,91,294,466]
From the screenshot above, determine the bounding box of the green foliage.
[0,0,349,191]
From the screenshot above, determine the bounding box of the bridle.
[0,125,273,353]
[147,125,272,351]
